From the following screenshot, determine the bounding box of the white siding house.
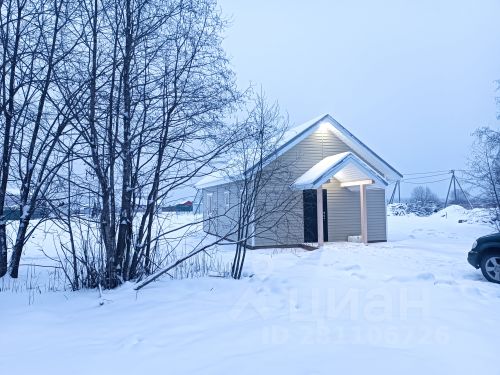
[197,114,402,248]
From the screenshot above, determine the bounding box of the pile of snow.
[433,205,499,225]
[434,205,469,220]
[389,203,499,227]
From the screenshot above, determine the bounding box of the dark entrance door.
[303,189,328,243]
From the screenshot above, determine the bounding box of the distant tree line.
[389,184,471,217]
[389,120,500,221]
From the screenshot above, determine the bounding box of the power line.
[403,170,451,176]
[403,169,469,176]
[402,172,450,181]
[401,178,450,185]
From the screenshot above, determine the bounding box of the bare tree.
[0,0,83,278]
[467,127,500,227]
[1,0,292,290]
[228,92,295,279]
[134,92,297,289]
[410,186,440,204]
[59,0,240,288]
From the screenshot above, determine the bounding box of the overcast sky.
[218,0,500,197]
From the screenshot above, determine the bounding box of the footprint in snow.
[461,286,484,298]
[121,337,144,349]
[386,272,436,283]
[341,264,362,272]
[416,272,436,281]
[322,263,336,267]
[350,272,366,279]
[433,279,457,286]
[462,273,484,282]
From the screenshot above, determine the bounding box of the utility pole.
[388,180,401,204]
[445,170,473,209]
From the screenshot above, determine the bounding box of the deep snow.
[1,207,499,374]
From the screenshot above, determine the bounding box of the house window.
[207,193,213,216]
[224,191,230,211]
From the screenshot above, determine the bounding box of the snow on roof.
[196,113,402,189]
[270,114,402,181]
[195,160,245,189]
[292,152,388,190]
[280,113,329,143]
[293,152,350,188]
[196,170,233,189]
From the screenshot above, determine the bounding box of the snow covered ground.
[1,206,499,374]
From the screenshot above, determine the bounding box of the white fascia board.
[323,114,403,180]
[346,156,389,187]
[292,154,388,190]
[293,156,351,190]
[340,179,374,187]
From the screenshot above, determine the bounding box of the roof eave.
[292,153,388,190]
[323,114,403,179]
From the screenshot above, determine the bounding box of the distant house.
[196,114,402,248]
[162,200,193,213]
[3,190,20,221]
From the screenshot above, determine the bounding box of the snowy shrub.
[387,203,408,216]
[406,201,442,217]
[387,202,443,217]
[406,186,443,216]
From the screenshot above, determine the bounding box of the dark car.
[467,233,500,284]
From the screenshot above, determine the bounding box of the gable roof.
[292,152,388,190]
[196,113,402,189]
[262,113,402,181]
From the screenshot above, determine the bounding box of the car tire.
[480,252,500,284]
